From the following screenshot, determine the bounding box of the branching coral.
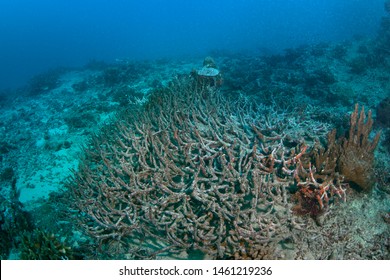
[292,104,381,215]
[71,77,380,259]
[72,80,293,259]
[291,130,347,216]
[338,104,381,191]
[72,78,309,259]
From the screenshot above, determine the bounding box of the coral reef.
[70,76,381,259]
[292,129,346,216]
[72,77,299,259]
[0,19,388,260]
[292,104,381,217]
[0,179,32,258]
[20,229,73,260]
[192,57,223,87]
[0,167,14,182]
[27,68,66,96]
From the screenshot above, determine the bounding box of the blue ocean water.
[0,0,385,90]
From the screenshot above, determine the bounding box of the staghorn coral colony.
[71,76,381,259]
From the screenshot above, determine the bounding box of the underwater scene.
[0,0,389,260]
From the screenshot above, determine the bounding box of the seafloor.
[0,34,389,260]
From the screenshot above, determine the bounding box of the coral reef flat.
[0,37,389,260]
